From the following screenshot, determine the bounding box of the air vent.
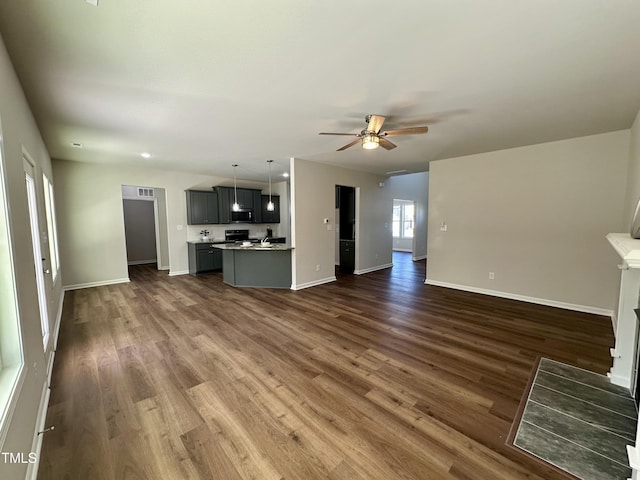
[137,187,154,198]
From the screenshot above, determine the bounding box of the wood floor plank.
[38,254,615,479]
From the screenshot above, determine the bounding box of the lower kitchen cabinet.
[339,239,355,274]
[188,242,222,275]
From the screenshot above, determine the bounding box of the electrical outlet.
[489,272,495,280]
[440,222,448,232]
[315,264,320,271]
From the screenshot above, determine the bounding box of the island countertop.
[213,243,294,251]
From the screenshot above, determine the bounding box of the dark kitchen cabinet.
[216,187,232,223]
[236,188,255,210]
[259,195,280,224]
[188,243,222,275]
[186,190,219,225]
[339,239,355,274]
[215,187,261,223]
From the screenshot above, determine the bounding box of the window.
[43,174,60,282]
[392,200,415,239]
[0,118,25,448]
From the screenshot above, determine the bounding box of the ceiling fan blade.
[319,132,360,136]
[367,114,386,134]
[382,126,429,137]
[378,137,397,150]
[337,138,362,151]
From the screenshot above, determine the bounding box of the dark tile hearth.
[513,358,638,480]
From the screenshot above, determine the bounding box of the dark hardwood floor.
[38,252,615,479]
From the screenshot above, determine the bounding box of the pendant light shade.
[232,164,240,212]
[266,160,275,211]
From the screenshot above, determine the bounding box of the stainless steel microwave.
[231,209,253,223]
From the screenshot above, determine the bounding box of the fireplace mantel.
[607,233,640,269]
[607,233,640,391]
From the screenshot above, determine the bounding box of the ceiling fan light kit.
[362,133,379,150]
[319,114,429,152]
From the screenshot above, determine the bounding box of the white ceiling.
[0,0,639,182]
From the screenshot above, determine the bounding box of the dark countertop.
[187,237,286,245]
[213,243,293,251]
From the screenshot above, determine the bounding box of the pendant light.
[232,164,240,212]
[266,160,275,211]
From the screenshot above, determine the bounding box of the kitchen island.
[214,243,293,288]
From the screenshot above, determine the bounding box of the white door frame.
[23,154,49,349]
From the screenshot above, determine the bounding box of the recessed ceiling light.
[72,142,83,148]
[141,152,152,159]
[282,172,289,178]
[385,169,407,175]
[85,0,99,6]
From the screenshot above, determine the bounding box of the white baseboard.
[127,259,156,266]
[607,370,631,389]
[168,270,189,277]
[354,263,393,275]
[393,248,412,253]
[412,255,427,261]
[63,277,130,291]
[291,276,336,290]
[424,278,615,318]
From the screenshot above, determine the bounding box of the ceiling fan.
[319,114,429,151]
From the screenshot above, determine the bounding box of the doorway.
[23,156,49,348]
[123,199,157,266]
[121,185,170,272]
[392,199,415,256]
[336,185,356,274]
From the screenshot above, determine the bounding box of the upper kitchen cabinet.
[216,186,263,223]
[217,186,232,223]
[186,190,219,225]
[259,195,280,224]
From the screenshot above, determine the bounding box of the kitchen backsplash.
[186,224,281,242]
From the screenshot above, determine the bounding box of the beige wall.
[427,131,629,314]
[53,159,273,287]
[624,109,640,225]
[291,158,392,288]
[0,35,62,480]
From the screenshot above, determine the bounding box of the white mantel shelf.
[606,233,640,268]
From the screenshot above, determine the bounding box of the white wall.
[291,158,392,289]
[0,34,62,480]
[427,131,629,314]
[388,172,429,260]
